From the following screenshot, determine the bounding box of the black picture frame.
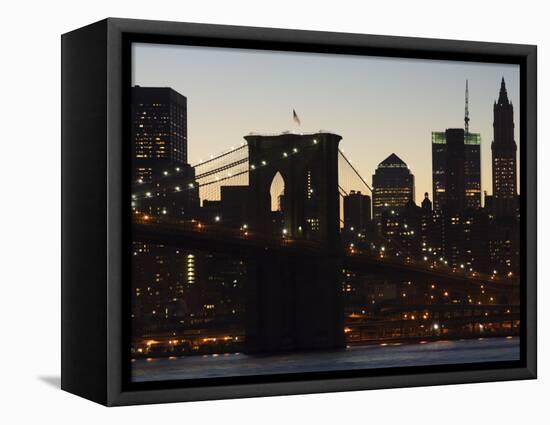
[61,17,537,406]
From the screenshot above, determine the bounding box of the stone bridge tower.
[243,132,344,353]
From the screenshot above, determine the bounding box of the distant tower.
[372,153,415,223]
[344,190,372,232]
[131,86,188,183]
[421,192,432,213]
[491,78,518,217]
[464,80,470,134]
[431,81,481,211]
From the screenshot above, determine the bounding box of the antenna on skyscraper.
[464,79,470,134]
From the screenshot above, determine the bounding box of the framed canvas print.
[61,18,537,406]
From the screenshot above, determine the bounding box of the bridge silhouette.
[131,131,519,353]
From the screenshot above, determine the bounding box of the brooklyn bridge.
[131,132,519,355]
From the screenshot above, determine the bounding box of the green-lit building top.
[432,131,481,145]
[431,129,482,211]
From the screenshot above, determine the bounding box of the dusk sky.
[132,42,520,204]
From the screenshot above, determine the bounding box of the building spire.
[498,77,509,105]
[464,80,470,134]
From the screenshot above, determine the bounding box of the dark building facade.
[131,86,188,182]
[378,199,423,261]
[431,130,481,211]
[491,78,518,218]
[372,154,415,223]
[200,185,248,228]
[430,83,486,270]
[131,87,203,348]
[343,190,372,232]
[488,78,520,275]
[131,86,199,219]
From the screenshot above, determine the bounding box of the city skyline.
[132,42,520,204]
[129,44,521,379]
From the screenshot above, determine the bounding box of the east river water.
[132,337,519,382]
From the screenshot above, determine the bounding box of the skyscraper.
[432,82,482,211]
[372,153,415,223]
[488,78,520,275]
[491,78,518,217]
[432,130,482,211]
[131,86,199,218]
[343,190,372,232]
[131,86,188,183]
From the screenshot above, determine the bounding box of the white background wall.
[0,0,546,423]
